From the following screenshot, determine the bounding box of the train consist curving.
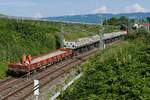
[8,31,127,74]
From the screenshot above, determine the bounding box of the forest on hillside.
[0,18,99,79]
[59,29,150,100]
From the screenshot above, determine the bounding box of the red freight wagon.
[8,48,73,73]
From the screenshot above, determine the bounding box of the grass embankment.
[0,18,99,79]
[59,29,150,100]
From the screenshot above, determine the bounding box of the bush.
[59,30,150,100]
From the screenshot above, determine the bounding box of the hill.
[0,14,7,17]
[43,12,150,24]
[0,18,99,79]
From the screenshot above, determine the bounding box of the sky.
[0,0,150,18]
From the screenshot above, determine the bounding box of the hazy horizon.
[0,0,150,18]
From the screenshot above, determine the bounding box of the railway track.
[22,49,98,99]
[0,77,14,86]
[0,40,122,100]
[0,49,98,100]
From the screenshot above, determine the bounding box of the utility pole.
[99,27,105,50]
[99,15,105,50]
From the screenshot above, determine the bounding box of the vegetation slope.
[0,18,99,79]
[0,16,128,79]
[59,29,150,100]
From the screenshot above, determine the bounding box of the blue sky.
[0,0,150,18]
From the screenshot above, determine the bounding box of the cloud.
[126,3,146,13]
[33,13,43,18]
[93,6,107,13]
[68,13,76,16]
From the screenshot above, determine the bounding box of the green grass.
[0,62,8,79]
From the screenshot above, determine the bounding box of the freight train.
[8,31,127,75]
